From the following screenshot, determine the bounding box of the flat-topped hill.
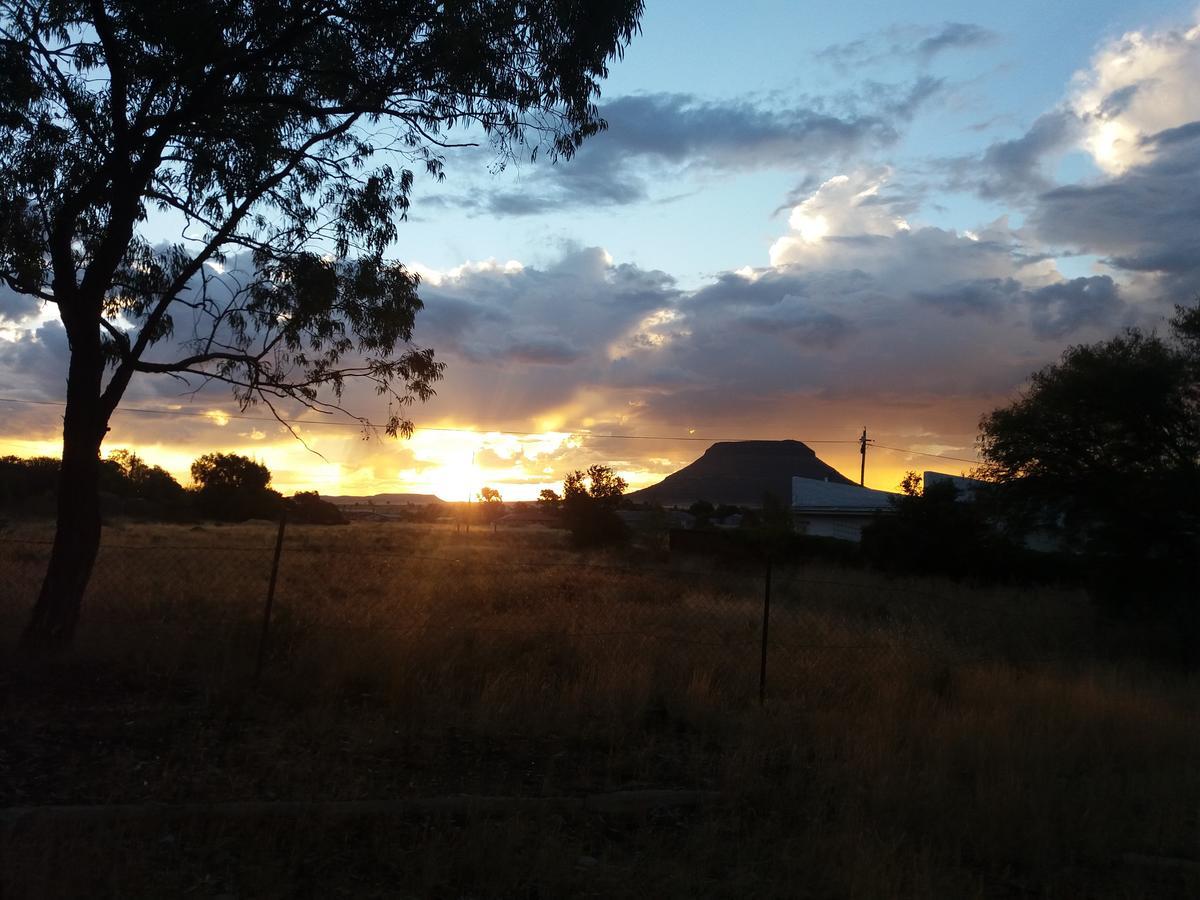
[628,440,853,508]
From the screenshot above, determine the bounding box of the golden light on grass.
[1,521,1197,897]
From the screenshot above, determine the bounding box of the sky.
[3,1,1200,499]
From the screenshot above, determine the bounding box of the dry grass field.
[2,520,1198,898]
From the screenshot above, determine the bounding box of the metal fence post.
[759,554,772,705]
[254,513,287,684]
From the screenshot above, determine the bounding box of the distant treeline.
[0,451,345,525]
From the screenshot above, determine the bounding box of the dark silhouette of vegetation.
[2,1,646,647]
[103,449,186,509]
[0,456,64,509]
[562,465,628,548]
[2,449,188,518]
[537,488,561,510]
[980,303,1200,661]
[190,453,281,522]
[286,491,347,526]
[979,305,1200,562]
[859,472,1063,584]
[476,486,504,530]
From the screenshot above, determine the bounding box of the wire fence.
[0,523,1097,703]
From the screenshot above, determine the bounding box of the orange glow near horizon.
[2,424,976,502]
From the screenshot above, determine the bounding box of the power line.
[871,444,981,465]
[0,395,983,464]
[0,396,855,445]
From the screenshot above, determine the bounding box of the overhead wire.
[0,395,982,464]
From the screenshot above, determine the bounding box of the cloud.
[10,15,1199,496]
[0,285,41,325]
[1018,16,1200,296]
[1070,19,1200,173]
[1026,275,1122,339]
[915,23,998,60]
[587,169,1134,446]
[441,82,942,216]
[1032,123,1200,295]
[819,22,999,69]
[949,109,1084,200]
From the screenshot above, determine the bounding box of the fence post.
[759,554,772,705]
[254,513,287,684]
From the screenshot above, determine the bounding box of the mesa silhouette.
[629,440,853,507]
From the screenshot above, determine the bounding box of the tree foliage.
[105,449,185,504]
[978,304,1200,561]
[1,450,185,512]
[476,485,504,526]
[562,464,627,547]
[0,0,643,432]
[2,0,645,645]
[860,474,1036,582]
[287,490,346,525]
[190,451,280,520]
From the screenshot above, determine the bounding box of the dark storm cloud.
[592,93,898,169]
[441,80,945,216]
[500,336,582,365]
[0,320,68,397]
[915,277,1022,318]
[410,246,678,392]
[944,109,1083,201]
[742,307,855,348]
[1026,276,1122,339]
[1032,122,1200,295]
[818,22,999,69]
[0,284,41,324]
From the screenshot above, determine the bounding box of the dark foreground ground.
[2,522,1198,898]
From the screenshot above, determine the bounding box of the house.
[791,477,899,543]
[922,470,987,500]
[923,470,1062,552]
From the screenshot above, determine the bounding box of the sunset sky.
[3,1,1199,499]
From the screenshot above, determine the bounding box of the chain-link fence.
[0,523,1098,707]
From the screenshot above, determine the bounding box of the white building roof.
[922,471,989,501]
[791,477,899,512]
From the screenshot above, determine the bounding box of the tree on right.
[978,302,1199,633]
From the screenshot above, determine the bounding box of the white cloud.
[769,171,909,266]
[1071,18,1200,172]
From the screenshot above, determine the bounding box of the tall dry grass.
[1,520,1197,898]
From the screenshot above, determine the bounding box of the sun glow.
[788,211,830,244]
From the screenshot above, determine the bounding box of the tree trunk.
[21,340,108,651]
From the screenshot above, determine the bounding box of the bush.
[860,479,1078,585]
[562,465,629,548]
[287,492,348,525]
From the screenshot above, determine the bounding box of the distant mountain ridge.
[628,440,854,507]
[323,493,447,506]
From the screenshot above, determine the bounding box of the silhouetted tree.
[0,456,61,507]
[287,491,347,525]
[190,452,281,521]
[979,305,1200,562]
[3,1,645,646]
[861,472,1016,581]
[477,485,504,530]
[979,303,1200,644]
[105,449,185,506]
[562,465,628,547]
[537,488,561,509]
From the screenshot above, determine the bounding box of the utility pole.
[859,427,870,486]
[465,449,476,535]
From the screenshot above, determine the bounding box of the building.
[791,477,899,542]
[922,470,987,501]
